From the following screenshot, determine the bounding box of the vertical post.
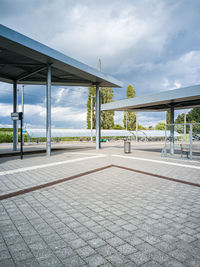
[170,107,174,154]
[19,112,23,160]
[96,84,100,150]
[164,124,167,156]
[46,65,51,156]
[184,110,186,141]
[13,80,18,151]
[22,85,24,145]
[98,59,101,149]
[136,112,138,142]
[91,96,93,142]
[189,124,192,160]
[126,112,127,131]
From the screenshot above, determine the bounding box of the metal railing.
[162,123,200,161]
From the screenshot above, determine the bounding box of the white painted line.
[64,152,104,156]
[0,154,106,176]
[112,154,200,170]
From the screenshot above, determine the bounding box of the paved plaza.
[0,143,200,266]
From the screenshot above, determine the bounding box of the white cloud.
[0,103,13,117]
[0,0,200,128]
[114,111,124,126]
[55,88,65,104]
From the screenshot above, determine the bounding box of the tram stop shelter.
[0,24,122,155]
[102,84,200,154]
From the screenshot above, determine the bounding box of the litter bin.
[124,141,131,153]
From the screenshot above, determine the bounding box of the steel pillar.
[96,85,100,150]
[189,124,192,160]
[13,81,18,151]
[46,65,51,156]
[170,107,174,154]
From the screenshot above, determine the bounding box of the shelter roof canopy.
[102,85,200,111]
[0,24,122,87]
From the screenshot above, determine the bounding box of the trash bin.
[124,141,131,153]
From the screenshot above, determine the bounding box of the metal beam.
[46,65,51,156]
[170,107,174,154]
[13,80,18,151]
[17,66,47,81]
[96,84,100,150]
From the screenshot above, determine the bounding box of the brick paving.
[0,147,200,266]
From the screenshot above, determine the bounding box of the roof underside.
[102,85,200,112]
[0,24,122,87]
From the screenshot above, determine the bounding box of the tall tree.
[87,87,96,129]
[175,108,200,133]
[166,110,170,124]
[86,87,114,129]
[155,122,165,130]
[101,87,115,129]
[123,85,136,130]
[187,107,200,123]
[175,108,200,124]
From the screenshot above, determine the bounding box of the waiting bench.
[180,144,200,158]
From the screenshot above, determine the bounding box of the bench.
[180,144,200,158]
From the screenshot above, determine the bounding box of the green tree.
[155,122,165,130]
[175,113,184,124]
[175,108,200,133]
[101,87,115,129]
[138,125,146,130]
[113,124,123,130]
[87,87,114,129]
[187,108,200,123]
[123,85,136,130]
[87,87,96,129]
[166,110,170,124]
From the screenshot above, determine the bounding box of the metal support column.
[46,65,51,156]
[136,112,138,142]
[189,124,192,160]
[22,85,24,145]
[96,84,100,150]
[184,110,186,141]
[170,107,174,154]
[13,80,18,151]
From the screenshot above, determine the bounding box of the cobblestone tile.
[116,243,137,255]
[128,251,150,265]
[96,244,117,257]
[70,238,87,249]
[54,246,75,259]
[0,258,15,267]
[39,255,62,266]
[62,255,86,266]
[87,237,106,248]
[76,245,96,258]
[107,236,125,247]
[85,254,108,266]
[106,253,129,266]
[0,249,12,260]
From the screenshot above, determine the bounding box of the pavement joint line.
[112,154,200,170]
[0,154,106,176]
[1,164,200,201]
[113,165,200,187]
[0,165,112,200]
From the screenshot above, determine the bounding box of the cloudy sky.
[0,0,200,128]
